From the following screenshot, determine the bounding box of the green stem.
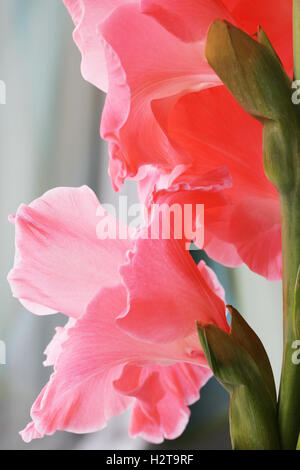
[294,0,300,80]
[278,190,300,449]
[278,2,300,449]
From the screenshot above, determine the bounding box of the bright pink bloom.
[63,0,290,280]
[9,185,229,443]
[63,0,292,189]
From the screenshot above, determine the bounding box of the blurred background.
[0,0,283,450]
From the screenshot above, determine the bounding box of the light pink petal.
[19,299,57,316]
[21,287,132,442]
[143,0,292,75]
[100,2,220,190]
[142,166,231,250]
[115,362,212,443]
[228,198,282,281]
[43,318,77,367]
[63,0,127,91]
[204,233,243,268]
[137,165,163,206]
[21,365,130,442]
[20,422,43,443]
[141,0,233,43]
[203,197,282,280]
[198,260,226,302]
[8,186,132,317]
[119,239,228,344]
[148,166,231,221]
[21,285,209,442]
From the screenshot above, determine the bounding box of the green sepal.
[256,26,283,66]
[205,20,300,194]
[197,307,280,450]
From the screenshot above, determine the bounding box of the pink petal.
[198,260,226,302]
[169,86,274,198]
[64,0,292,191]
[168,86,281,278]
[147,165,232,206]
[141,0,233,43]
[8,186,133,317]
[204,233,243,268]
[115,362,212,443]
[63,0,127,91]
[21,285,210,442]
[228,198,282,281]
[43,318,76,367]
[143,0,292,76]
[100,2,220,190]
[223,0,293,76]
[18,299,57,316]
[21,287,132,441]
[203,197,282,280]
[21,365,130,442]
[142,166,232,250]
[118,239,228,343]
[20,422,43,443]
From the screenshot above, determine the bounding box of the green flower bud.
[205,20,300,194]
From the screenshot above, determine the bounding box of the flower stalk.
[278,190,300,449]
[294,0,300,80]
[277,3,300,449]
[205,17,300,449]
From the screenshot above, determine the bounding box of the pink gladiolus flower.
[63,0,290,280]
[63,0,231,188]
[8,184,230,443]
[63,0,292,189]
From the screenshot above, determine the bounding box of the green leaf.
[205,21,292,121]
[228,306,277,403]
[197,308,280,450]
